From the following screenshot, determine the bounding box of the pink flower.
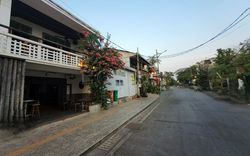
[82,31,90,38]
[96,53,101,58]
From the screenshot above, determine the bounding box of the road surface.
[113,87,250,156]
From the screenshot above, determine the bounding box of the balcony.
[0,32,86,70]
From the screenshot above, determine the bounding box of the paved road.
[114,87,250,156]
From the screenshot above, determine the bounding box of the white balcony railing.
[0,32,85,69]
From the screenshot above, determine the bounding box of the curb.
[80,96,160,156]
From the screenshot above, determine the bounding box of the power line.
[160,7,250,59]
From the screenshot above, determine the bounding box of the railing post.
[60,51,63,64]
[6,36,12,54]
[76,56,79,67]
[37,45,41,60]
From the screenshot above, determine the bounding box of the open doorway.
[24,76,66,115]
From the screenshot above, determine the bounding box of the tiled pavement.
[0,94,159,156]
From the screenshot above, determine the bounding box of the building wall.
[0,0,12,32]
[127,71,137,97]
[107,69,136,98]
[119,51,134,67]
[11,17,64,39]
[25,69,90,95]
[10,17,79,50]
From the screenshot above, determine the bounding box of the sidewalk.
[0,94,159,156]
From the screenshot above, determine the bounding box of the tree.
[234,43,250,100]
[148,55,160,65]
[176,67,196,85]
[162,72,176,88]
[213,48,237,91]
[79,31,125,109]
[196,61,210,90]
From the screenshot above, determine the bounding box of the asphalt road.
[114,87,250,156]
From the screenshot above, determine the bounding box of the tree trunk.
[226,77,230,91]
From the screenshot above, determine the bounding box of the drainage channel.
[84,98,160,156]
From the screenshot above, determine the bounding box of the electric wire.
[160,8,250,58]
[52,0,128,51]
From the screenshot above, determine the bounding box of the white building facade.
[107,51,137,102]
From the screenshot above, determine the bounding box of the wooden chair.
[24,100,39,120]
[31,102,40,119]
[70,96,83,112]
[82,93,93,112]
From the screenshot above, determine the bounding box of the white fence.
[0,32,85,69]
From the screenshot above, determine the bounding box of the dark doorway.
[24,76,66,110]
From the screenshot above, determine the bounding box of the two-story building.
[106,50,151,101]
[0,0,98,123]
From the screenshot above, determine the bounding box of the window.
[10,20,32,34]
[42,32,70,48]
[120,80,124,86]
[116,80,119,86]
[116,80,124,86]
[10,20,33,40]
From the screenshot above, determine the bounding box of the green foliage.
[196,67,209,90]
[176,66,196,85]
[79,31,124,109]
[141,75,149,96]
[162,72,176,88]
[147,83,160,94]
[148,55,160,66]
[214,48,237,80]
[175,40,250,100]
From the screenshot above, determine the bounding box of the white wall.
[67,75,90,94]
[127,71,137,97]
[119,51,134,67]
[107,69,136,98]
[0,0,12,32]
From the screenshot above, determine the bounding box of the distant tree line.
[176,39,250,101]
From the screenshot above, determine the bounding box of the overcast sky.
[55,0,250,72]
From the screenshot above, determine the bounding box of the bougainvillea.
[78,31,125,109]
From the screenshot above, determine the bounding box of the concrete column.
[0,0,12,33]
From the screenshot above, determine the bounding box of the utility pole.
[136,48,140,97]
[156,49,159,75]
[155,49,167,92]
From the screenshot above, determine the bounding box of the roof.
[130,54,150,65]
[124,66,136,72]
[19,0,98,34]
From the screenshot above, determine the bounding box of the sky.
[54,0,250,72]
